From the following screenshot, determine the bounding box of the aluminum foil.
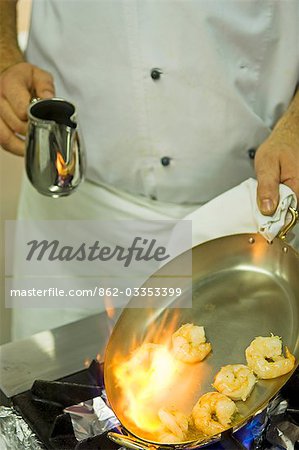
[64,393,120,441]
[254,395,299,450]
[264,395,299,450]
[0,406,43,450]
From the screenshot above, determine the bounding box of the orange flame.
[83,357,91,368]
[55,151,76,177]
[111,311,210,440]
[104,295,116,320]
[114,343,179,433]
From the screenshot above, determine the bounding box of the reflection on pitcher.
[25,98,85,198]
[55,150,76,188]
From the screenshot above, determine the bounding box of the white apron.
[12,177,195,339]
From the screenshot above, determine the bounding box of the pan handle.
[277,206,299,240]
[107,432,203,449]
[107,432,162,450]
[108,430,246,450]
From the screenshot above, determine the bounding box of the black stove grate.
[12,361,119,449]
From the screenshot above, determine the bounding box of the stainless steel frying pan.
[104,208,299,449]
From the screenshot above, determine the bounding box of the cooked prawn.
[192,392,237,436]
[158,431,182,443]
[245,336,295,379]
[213,364,256,401]
[157,408,189,442]
[171,323,212,363]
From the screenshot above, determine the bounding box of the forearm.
[255,88,299,214]
[273,88,299,141]
[0,0,25,73]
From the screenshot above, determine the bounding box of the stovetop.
[0,313,298,450]
[2,359,297,450]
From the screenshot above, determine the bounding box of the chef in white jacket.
[1,0,299,338]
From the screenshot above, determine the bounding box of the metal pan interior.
[104,233,299,447]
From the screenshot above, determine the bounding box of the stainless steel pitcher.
[25,98,85,197]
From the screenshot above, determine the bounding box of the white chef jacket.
[25,0,299,204]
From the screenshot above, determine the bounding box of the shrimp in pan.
[245,336,295,379]
[158,431,182,444]
[213,364,256,401]
[158,408,189,443]
[171,323,212,363]
[192,392,237,436]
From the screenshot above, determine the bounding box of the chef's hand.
[255,93,299,216]
[0,62,55,156]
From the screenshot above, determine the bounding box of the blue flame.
[194,412,267,450]
[234,412,267,449]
